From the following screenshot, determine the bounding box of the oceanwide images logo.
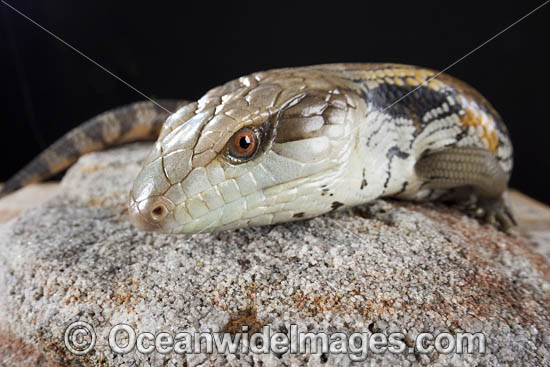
[64,321,486,361]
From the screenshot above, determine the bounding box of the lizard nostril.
[151,204,166,220]
[128,194,175,231]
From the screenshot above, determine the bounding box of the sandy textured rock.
[0,143,549,367]
[509,191,550,260]
[0,182,59,222]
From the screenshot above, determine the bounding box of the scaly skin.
[126,64,513,233]
[1,64,514,233]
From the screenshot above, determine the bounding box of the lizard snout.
[128,194,175,232]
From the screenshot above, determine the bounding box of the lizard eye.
[228,127,259,161]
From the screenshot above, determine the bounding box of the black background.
[1,1,549,203]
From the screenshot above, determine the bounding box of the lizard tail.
[1,99,190,198]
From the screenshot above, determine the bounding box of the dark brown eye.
[228,127,258,160]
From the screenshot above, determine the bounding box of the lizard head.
[128,71,359,233]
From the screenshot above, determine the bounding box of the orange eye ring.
[228,127,259,160]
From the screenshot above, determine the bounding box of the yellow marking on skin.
[366,80,379,89]
[403,68,415,77]
[356,67,443,93]
[394,69,407,77]
[428,79,445,91]
[460,105,499,153]
[406,77,420,87]
[349,64,506,155]
[358,70,376,81]
[414,69,435,81]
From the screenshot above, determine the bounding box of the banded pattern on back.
[310,63,513,177]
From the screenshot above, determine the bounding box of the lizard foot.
[437,188,516,232]
[467,194,516,232]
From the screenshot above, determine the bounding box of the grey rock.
[0,143,549,367]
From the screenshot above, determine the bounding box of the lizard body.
[3,64,514,233]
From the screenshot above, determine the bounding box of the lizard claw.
[471,194,516,232]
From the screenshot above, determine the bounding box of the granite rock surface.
[0,143,549,367]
